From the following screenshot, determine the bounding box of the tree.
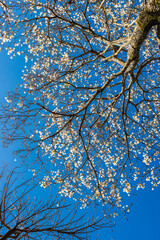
[0,168,107,239]
[0,0,160,217]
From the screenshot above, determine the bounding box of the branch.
[126,2,160,73]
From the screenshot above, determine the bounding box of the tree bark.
[126,0,160,73]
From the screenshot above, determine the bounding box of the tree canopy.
[0,0,160,218]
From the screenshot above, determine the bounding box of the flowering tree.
[0,0,160,217]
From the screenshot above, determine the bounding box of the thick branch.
[126,1,160,73]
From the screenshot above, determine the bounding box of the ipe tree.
[0,0,160,217]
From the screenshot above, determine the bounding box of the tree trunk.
[126,0,160,73]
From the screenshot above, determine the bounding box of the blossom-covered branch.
[0,0,160,218]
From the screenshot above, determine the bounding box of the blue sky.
[107,188,160,240]
[0,51,160,240]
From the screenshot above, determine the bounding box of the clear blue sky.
[0,51,160,240]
